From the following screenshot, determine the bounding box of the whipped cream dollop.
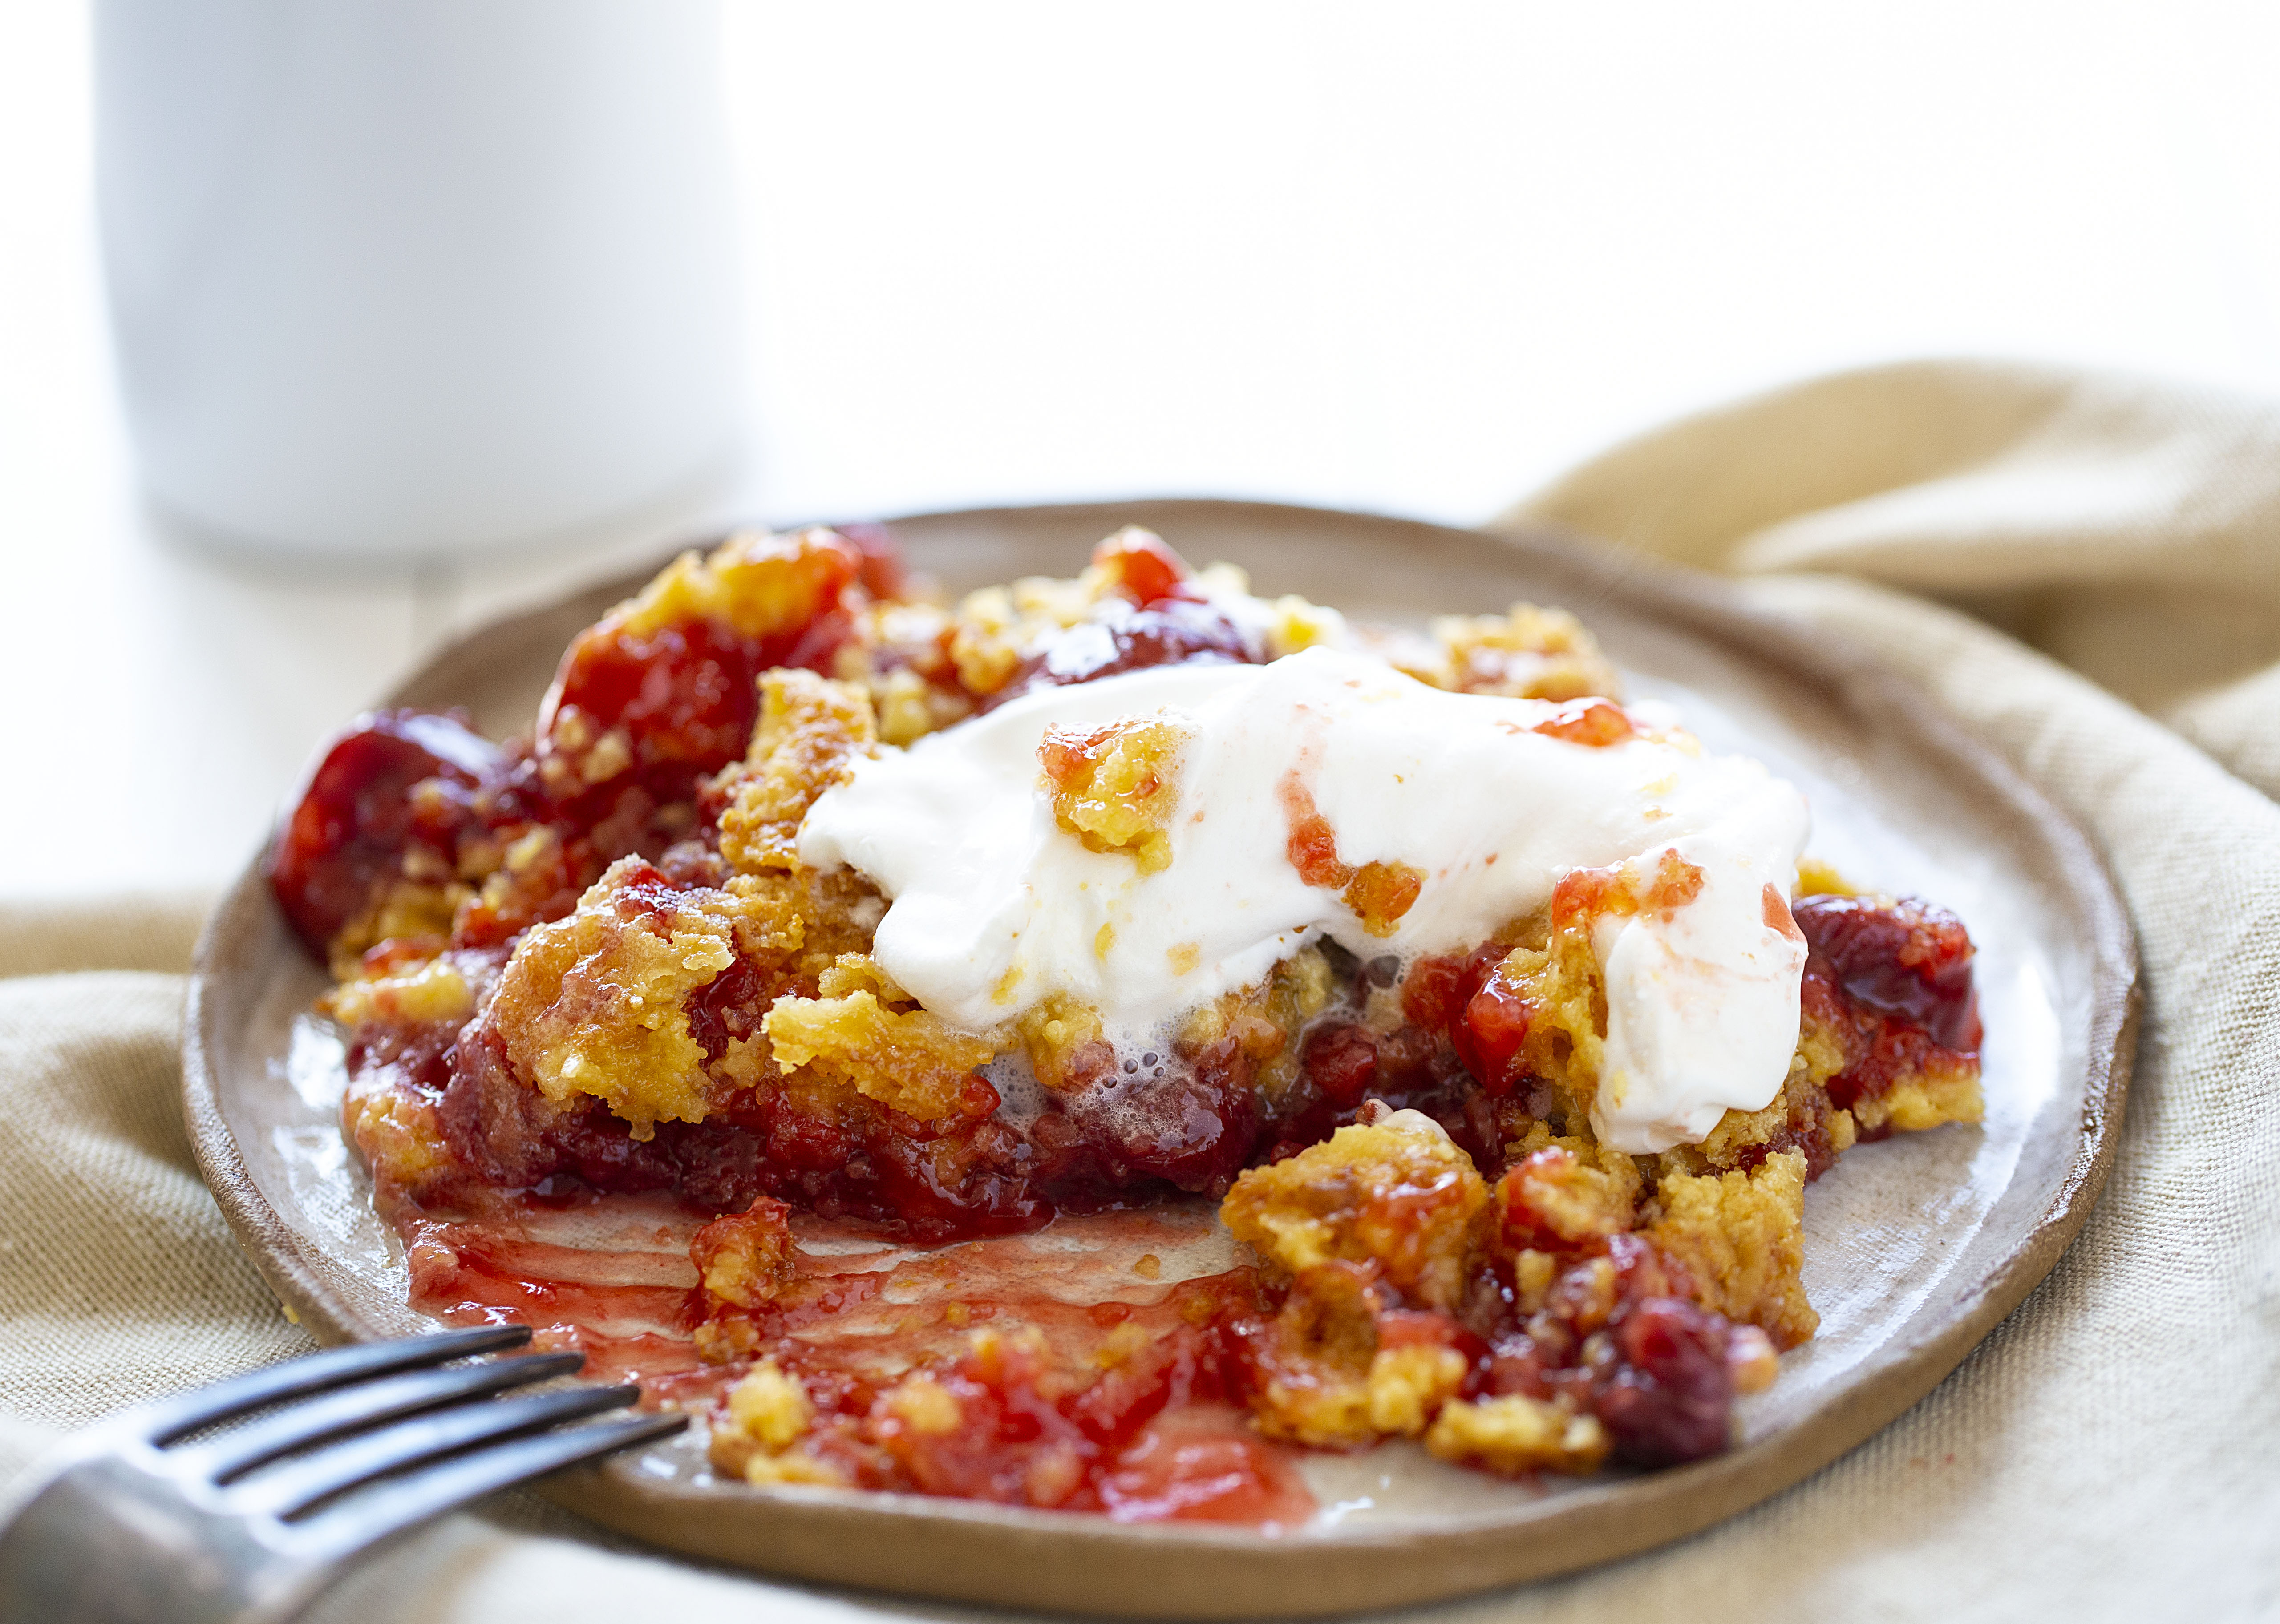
[798,646,1810,1153]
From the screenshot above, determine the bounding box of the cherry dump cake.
[271,524,1983,1518]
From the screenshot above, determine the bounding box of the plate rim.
[182,497,2139,1617]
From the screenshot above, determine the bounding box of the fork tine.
[174,1351,586,1483]
[292,1410,688,1562]
[232,1384,644,1519]
[134,1326,533,1445]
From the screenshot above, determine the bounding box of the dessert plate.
[183,500,2136,1617]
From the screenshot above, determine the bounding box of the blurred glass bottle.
[94,0,745,561]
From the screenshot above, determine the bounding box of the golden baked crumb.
[619,528,863,644]
[1852,1054,1984,1136]
[1178,946,1337,1107]
[1221,1110,1487,1313]
[1495,1143,1636,1250]
[488,860,740,1137]
[319,953,475,1030]
[1258,593,1347,658]
[1366,1342,1469,1436]
[883,1373,966,1436]
[328,881,466,981]
[1795,856,1855,897]
[709,1358,853,1487]
[340,1071,458,1196]
[946,572,1101,698]
[1015,992,1108,1090]
[1038,714,1191,873]
[691,1197,797,1312]
[717,670,877,876]
[1648,1151,1818,1348]
[1421,602,1622,701]
[1239,1260,1381,1447]
[731,1359,814,1449]
[1426,1396,1611,1476]
[762,982,997,1123]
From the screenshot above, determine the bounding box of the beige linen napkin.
[4,358,2276,1621]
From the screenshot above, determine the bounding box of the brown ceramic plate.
[183,500,2136,1618]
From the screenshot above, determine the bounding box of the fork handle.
[0,1455,328,1624]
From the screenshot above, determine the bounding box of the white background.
[5,0,2279,896]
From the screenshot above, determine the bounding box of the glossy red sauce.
[1277,768,1355,889]
[981,599,1261,715]
[393,1191,1312,1525]
[1795,892,1980,1052]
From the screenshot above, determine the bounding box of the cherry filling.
[980,529,1264,712]
[266,709,501,950]
[1048,1050,1266,1197]
[1594,1296,1737,1466]
[982,598,1262,713]
[532,558,865,816]
[1794,893,1981,1050]
[271,525,1985,1493]
[1792,893,1982,1119]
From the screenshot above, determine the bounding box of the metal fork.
[0,1326,686,1624]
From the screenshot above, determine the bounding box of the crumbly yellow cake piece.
[1235,1260,1385,1447]
[326,881,466,982]
[488,861,742,1137]
[1221,1110,1487,1315]
[620,527,866,644]
[717,669,878,876]
[1418,602,1623,702]
[1851,1053,1984,1137]
[1175,946,1340,1108]
[1426,1396,1611,1476]
[318,953,476,1030]
[1038,714,1191,873]
[691,1198,798,1312]
[1647,1151,1817,1348]
[340,1072,459,1196]
[482,856,885,1137]
[710,1359,851,1486]
[1340,860,1428,938]
[764,967,998,1124]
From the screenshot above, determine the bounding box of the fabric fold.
[0,891,217,982]
[1507,359,2280,798]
